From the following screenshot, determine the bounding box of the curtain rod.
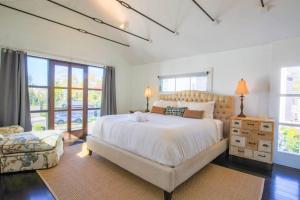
[0,45,108,67]
[0,3,130,47]
[116,0,178,35]
[46,0,150,42]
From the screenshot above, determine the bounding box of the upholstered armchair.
[0,125,24,135]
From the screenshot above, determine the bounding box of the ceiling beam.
[46,0,150,42]
[116,0,177,35]
[191,0,215,22]
[0,3,130,47]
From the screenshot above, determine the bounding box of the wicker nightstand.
[229,116,274,165]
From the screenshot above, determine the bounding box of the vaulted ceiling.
[1,0,300,65]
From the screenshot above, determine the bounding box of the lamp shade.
[144,87,152,98]
[235,79,249,96]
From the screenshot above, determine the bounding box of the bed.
[87,91,234,200]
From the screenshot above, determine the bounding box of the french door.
[49,61,88,138]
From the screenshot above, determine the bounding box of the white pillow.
[177,101,215,119]
[153,100,177,108]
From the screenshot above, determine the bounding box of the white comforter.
[92,113,222,167]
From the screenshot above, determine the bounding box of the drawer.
[242,120,259,130]
[231,120,242,128]
[253,151,272,163]
[231,135,246,147]
[240,129,252,137]
[231,128,240,135]
[246,137,258,150]
[230,146,245,157]
[258,140,272,153]
[255,132,273,140]
[244,149,253,158]
[260,122,273,132]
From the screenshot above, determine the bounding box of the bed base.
[87,136,227,200]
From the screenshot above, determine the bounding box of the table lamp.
[235,79,249,118]
[144,86,152,112]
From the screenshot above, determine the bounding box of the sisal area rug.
[37,144,264,200]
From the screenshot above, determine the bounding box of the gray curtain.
[0,48,32,131]
[101,66,117,116]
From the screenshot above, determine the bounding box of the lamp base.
[238,113,246,118]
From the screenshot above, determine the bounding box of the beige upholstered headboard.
[159,90,234,138]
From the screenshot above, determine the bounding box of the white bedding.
[92,113,223,167]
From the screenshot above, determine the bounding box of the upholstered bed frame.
[87,91,234,200]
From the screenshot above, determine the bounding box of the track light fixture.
[46,0,150,42]
[0,3,130,47]
[115,0,178,35]
[261,0,265,7]
[191,0,215,22]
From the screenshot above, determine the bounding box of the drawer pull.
[248,142,256,145]
[235,140,240,143]
[247,123,255,126]
[234,122,239,125]
[238,150,244,153]
[241,132,249,134]
[258,154,266,158]
[233,130,238,133]
[263,125,269,128]
[262,144,269,147]
[258,133,265,136]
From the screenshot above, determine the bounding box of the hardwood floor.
[1,150,299,200]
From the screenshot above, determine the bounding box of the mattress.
[92,113,223,167]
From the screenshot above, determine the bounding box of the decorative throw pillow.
[151,106,166,115]
[165,106,187,117]
[177,101,215,119]
[183,109,204,119]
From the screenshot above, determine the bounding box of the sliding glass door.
[28,56,103,139]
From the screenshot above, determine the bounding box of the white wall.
[0,8,132,114]
[130,44,272,117]
[130,36,300,169]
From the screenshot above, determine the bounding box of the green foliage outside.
[279,126,300,154]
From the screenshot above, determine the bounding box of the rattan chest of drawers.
[229,116,274,164]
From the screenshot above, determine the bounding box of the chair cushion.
[0,130,63,155]
[0,125,24,135]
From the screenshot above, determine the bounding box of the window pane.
[88,90,101,108]
[71,110,83,131]
[27,57,48,86]
[161,78,175,92]
[72,68,83,88]
[279,125,300,154]
[88,67,103,89]
[280,97,300,124]
[55,89,68,110]
[88,109,101,133]
[281,67,300,94]
[31,112,48,131]
[191,76,208,91]
[72,89,83,109]
[29,88,48,111]
[55,111,68,131]
[55,65,68,87]
[176,77,190,91]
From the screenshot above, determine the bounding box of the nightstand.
[129,110,149,113]
[229,116,274,168]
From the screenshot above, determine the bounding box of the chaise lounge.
[0,125,64,173]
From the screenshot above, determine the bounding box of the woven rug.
[37,144,264,200]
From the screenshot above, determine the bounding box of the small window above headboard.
[158,70,212,93]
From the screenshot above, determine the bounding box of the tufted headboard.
[159,90,234,138]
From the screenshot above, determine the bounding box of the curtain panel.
[101,66,117,116]
[0,48,32,131]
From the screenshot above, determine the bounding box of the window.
[159,72,210,92]
[27,56,103,137]
[279,67,300,154]
[28,57,49,131]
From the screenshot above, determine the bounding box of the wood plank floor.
[1,150,299,200]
